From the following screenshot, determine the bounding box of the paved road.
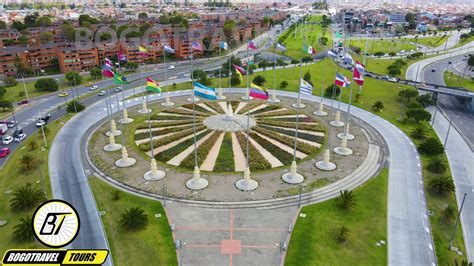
[51,84,434,265]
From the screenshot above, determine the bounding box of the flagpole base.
[291,103,306,109]
[235,179,259,191]
[115,158,136,168]
[119,118,134,124]
[282,172,304,184]
[241,95,253,101]
[334,147,353,156]
[161,101,175,107]
[217,96,227,100]
[187,96,200,103]
[105,130,121,137]
[330,120,345,127]
[268,96,281,103]
[337,133,355,141]
[313,110,328,116]
[144,170,166,181]
[315,161,336,171]
[104,143,122,152]
[138,109,151,114]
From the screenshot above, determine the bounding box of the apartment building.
[57,46,99,73]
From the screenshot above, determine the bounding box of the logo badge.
[32,200,80,248]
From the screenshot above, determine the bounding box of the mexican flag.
[146,77,161,93]
[303,44,316,54]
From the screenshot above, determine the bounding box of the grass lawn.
[412,35,450,47]
[444,71,474,92]
[275,15,332,59]
[285,169,388,265]
[211,59,465,264]
[345,38,416,54]
[454,35,474,48]
[0,113,73,255]
[89,177,177,266]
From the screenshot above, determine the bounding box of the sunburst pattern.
[134,101,326,172]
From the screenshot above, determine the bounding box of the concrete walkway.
[200,132,225,171]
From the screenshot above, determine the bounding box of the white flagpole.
[359,31,369,94]
[241,43,251,100]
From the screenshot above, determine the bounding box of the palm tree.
[118,207,148,231]
[27,140,38,151]
[411,126,426,140]
[427,156,447,174]
[19,154,36,171]
[337,226,349,243]
[13,216,35,242]
[10,184,46,211]
[335,190,357,210]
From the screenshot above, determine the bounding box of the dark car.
[18,99,30,105]
[12,128,23,138]
[431,69,436,72]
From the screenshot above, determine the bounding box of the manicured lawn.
[412,35,450,47]
[345,38,416,54]
[275,15,332,59]
[89,177,177,266]
[285,169,388,265]
[444,71,474,92]
[0,114,73,255]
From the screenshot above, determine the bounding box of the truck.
[0,124,7,135]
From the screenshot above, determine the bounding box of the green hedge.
[260,116,315,123]
[161,108,208,117]
[181,104,213,114]
[155,130,210,162]
[253,126,317,155]
[235,132,272,171]
[250,132,294,164]
[134,125,193,140]
[149,115,196,121]
[254,109,295,118]
[249,105,280,115]
[136,120,193,130]
[260,125,324,143]
[236,102,263,114]
[204,101,225,113]
[180,132,221,169]
[213,133,235,172]
[258,120,323,132]
[138,126,206,151]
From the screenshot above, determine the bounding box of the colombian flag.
[249,83,269,100]
[146,77,161,93]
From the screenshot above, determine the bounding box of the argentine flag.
[193,82,217,100]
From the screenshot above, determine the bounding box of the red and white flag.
[355,60,365,74]
[353,68,364,86]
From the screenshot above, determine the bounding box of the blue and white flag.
[193,82,217,100]
[300,79,313,95]
[163,44,175,54]
[327,50,337,58]
[276,42,287,52]
[219,41,228,50]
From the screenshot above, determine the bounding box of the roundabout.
[86,92,382,202]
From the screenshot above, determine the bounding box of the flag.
[250,83,269,100]
[327,50,337,58]
[193,82,217,100]
[300,79,313,95]
[146,77,161,93]
[233,64,246,83]
[102,60,114,78]
[219,41,228,50]
[276,42,287,52]
[353,68,364,86]
[303,44,316,54]
[192,41,203,51]
[248,40,257,50]
[118,51,128,62]
[344,53,354,65]
[355,60,365,74]
[335,72,350,88]
[139,45,148,56]
[114,72,129,85]
[163,44,175,54]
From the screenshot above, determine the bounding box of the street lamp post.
[444,116,454,150]
[449,193,467,249]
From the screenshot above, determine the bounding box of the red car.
[0,147,10,158]
[18,99,30,105]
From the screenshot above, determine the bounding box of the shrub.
[35,78,58,92]
[111,190,120,201]
[406,102,423,109]
[335,190,356,210]
[230,74,241,86]
[324,84,340,97]
[416,94,435,107]
[406,108,431,122]
[337,226,349,243]
[418,137,444,155]
[427,156,447,174]
[410,126,426,140]
[13,216,35,242]
[252,75,266,86]
[118,207,148,231]
[291,59,300,64]
[441,205,456,225]
[27,140,38,151]
[65,71,82,85]
[3,77,18,87]
[372,101,384,112]
[280,80,288,88]
[398,89,419,102]
[10,184,46,211]
[19,154,37,171]
[428,176,455,195]
[67,100,85,113]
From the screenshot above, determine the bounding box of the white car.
[98,91,106,96]
[14,133,26,142]
[89,85,99,91]
[167,65,175,70]
[36,120,46,127]
[2,136,13,145]
[388,77,398,82]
